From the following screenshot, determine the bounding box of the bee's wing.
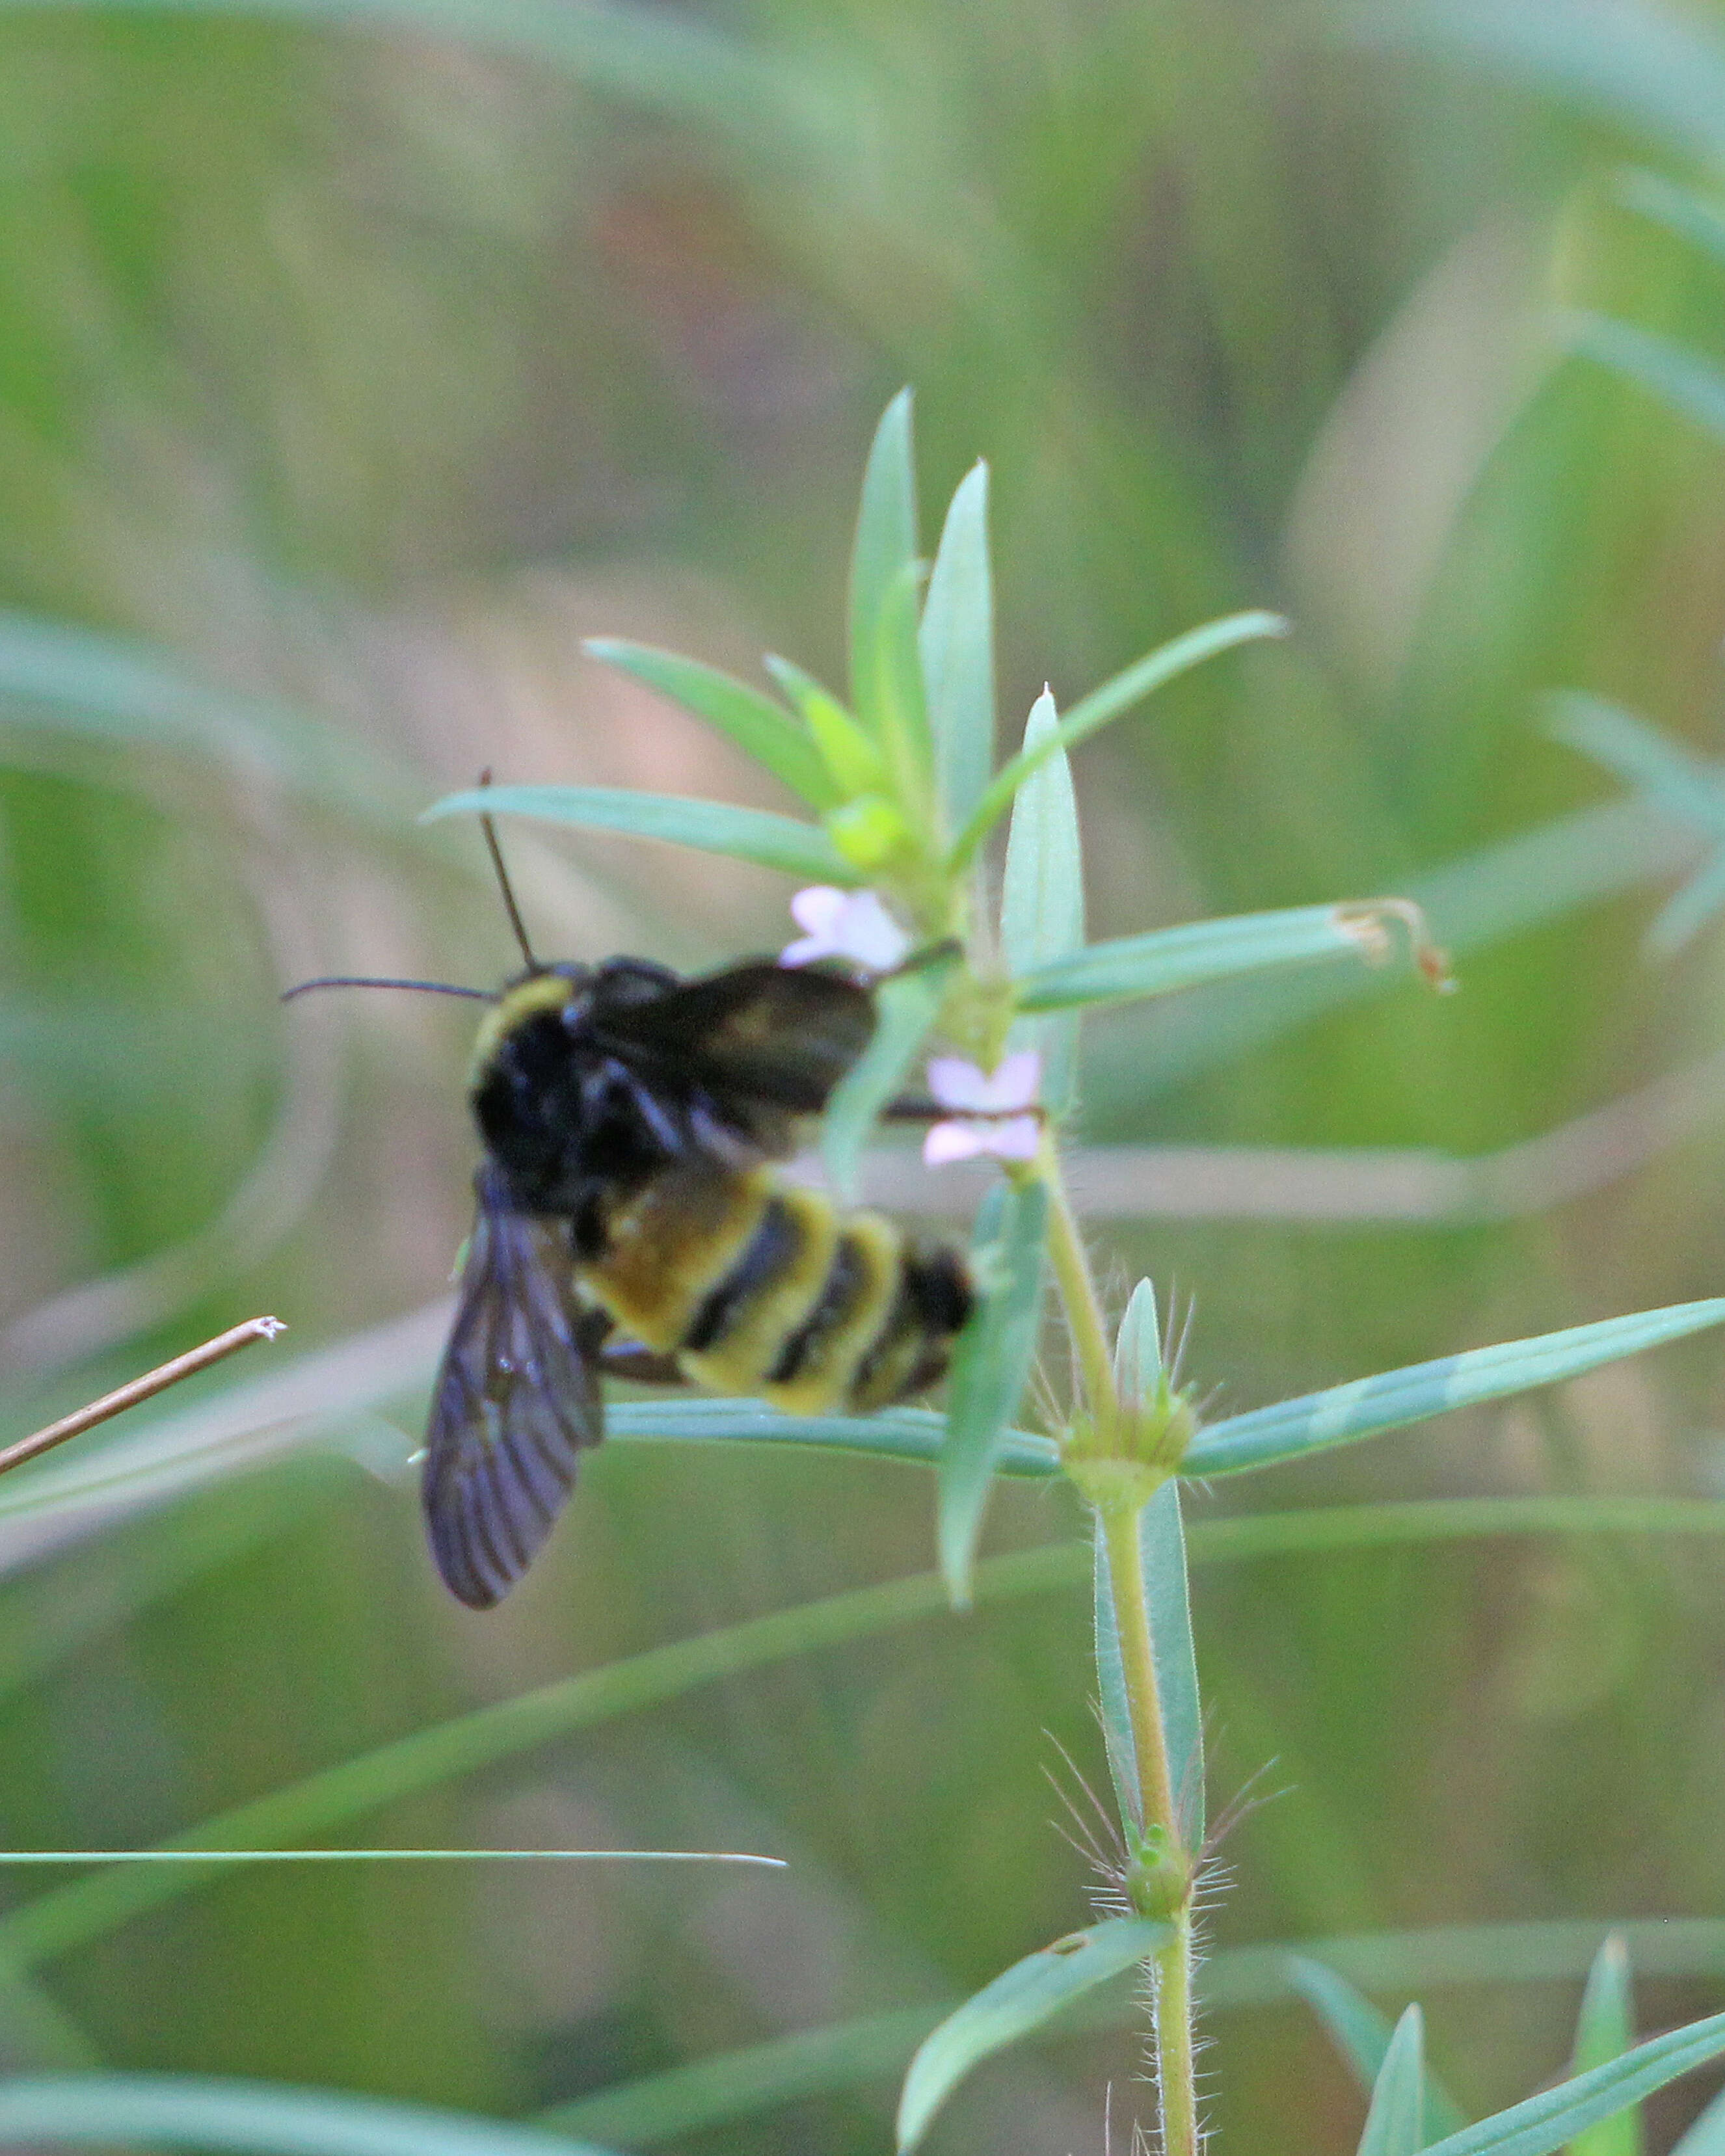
[423,1166,603,1608]
[595,961,876,1113]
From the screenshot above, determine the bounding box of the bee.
[287,814,974,1608]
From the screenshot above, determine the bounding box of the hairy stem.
[1098,1506,1179,1869]
[1037,1141,1199,2150]
[1039,1149,1117,1421]
[1153,1917,1200,2156]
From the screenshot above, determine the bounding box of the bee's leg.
[881,1093,1049,1128]
[596,1338,690,1388]
[880,1093,944,1123]
[568,1294,688,1387]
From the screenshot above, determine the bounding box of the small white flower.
[922,1050,1043,1166]
[779,886,912,973]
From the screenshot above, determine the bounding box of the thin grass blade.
[1616,168,1725,269]
[1015,901,1400,1013]
[948,610,1285,867]
[552,1922,1725,2151]
[1290,1958,1467,2142]
[1186,1298,1725,1478]
[423,784,851,881]
[1568,310,1725,441]
[920,461,995,835]
[1417,2008,1725,2156]
[0,611,418,832]
[1646,849,1725,955]
[0,2073,616,2156]
[1357,2005,1426,2156]
[546,2006,944,2145]
[582,640,839,809]
[1570,1936,1642,2156]
[938,1179,1049,1604]
[1000,688,1084,1111]
[1333,0,1725,166]
[0,1544,1081,1971]
[895,1915,1170,2153]
[1547,695,1725,838]
[1672,2083,1725,2155]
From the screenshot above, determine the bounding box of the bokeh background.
[7,1,1725,2150]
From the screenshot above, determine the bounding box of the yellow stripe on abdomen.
[580,1167,775,1353]
[583,1169,969,1416]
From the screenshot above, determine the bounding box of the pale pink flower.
[922,1050,1043,1166]
[779,886,911,972]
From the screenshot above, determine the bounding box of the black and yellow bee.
[289,822,973,1608]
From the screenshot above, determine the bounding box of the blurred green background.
[8,1,1725,2150]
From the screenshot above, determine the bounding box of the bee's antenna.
[477,767,539,972]
[281,977,494,1004]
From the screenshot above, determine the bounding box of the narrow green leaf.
[1113,1279,1163,1401]
[920,461,995,835]
[948,609,1286,868]
[1184,1495,1725,1563]
[874,557,937,818]
[1648,849,1725,955]
[1142,1478,1204,1847]
[896,1915,1170,2153]
[0,2073,616,2156]
[1672,2083,1725,2155]
[849,389,918,734]
[1547,695,1725,839]
[546,2006,944,2145]
[608,1397,1056,1474]
[1570,1937,1642,2156]
[1617,169,1725,272]
[423,784,852,883]
[0,611,418,832]
[0,1543,1081,1971]
[1568,309,1725,442]
[0,1848,779,1867]
[1290,1959,1468,2143]
[1419,2007,1725,2156]
[939,1180,1049,1604]
[582,640,840,810]
[1186,1297,1725,1479]
[1357,2006,1426,2156]
[1335,0,1725,166]
[764,655,886,795]
[1207,1922,1725,2011]
[818,955,951,1202]
[1090,1479,1202,1840]
[1000,688,1085,1111]
[1015,901,1393,1013]
[0,1950,100,2068]
[547,1924,1725,2151]
[1092,1517,1140,1833]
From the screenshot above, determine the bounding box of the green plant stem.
[1041,1139,1198,2156]
[1037,1152,1117,1420]
[1099,1504,1179,1843]
[1099,1497,1198,2156]
[1154,1919,1200,2156]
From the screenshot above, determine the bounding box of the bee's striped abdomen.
[581,1167,972,1415]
